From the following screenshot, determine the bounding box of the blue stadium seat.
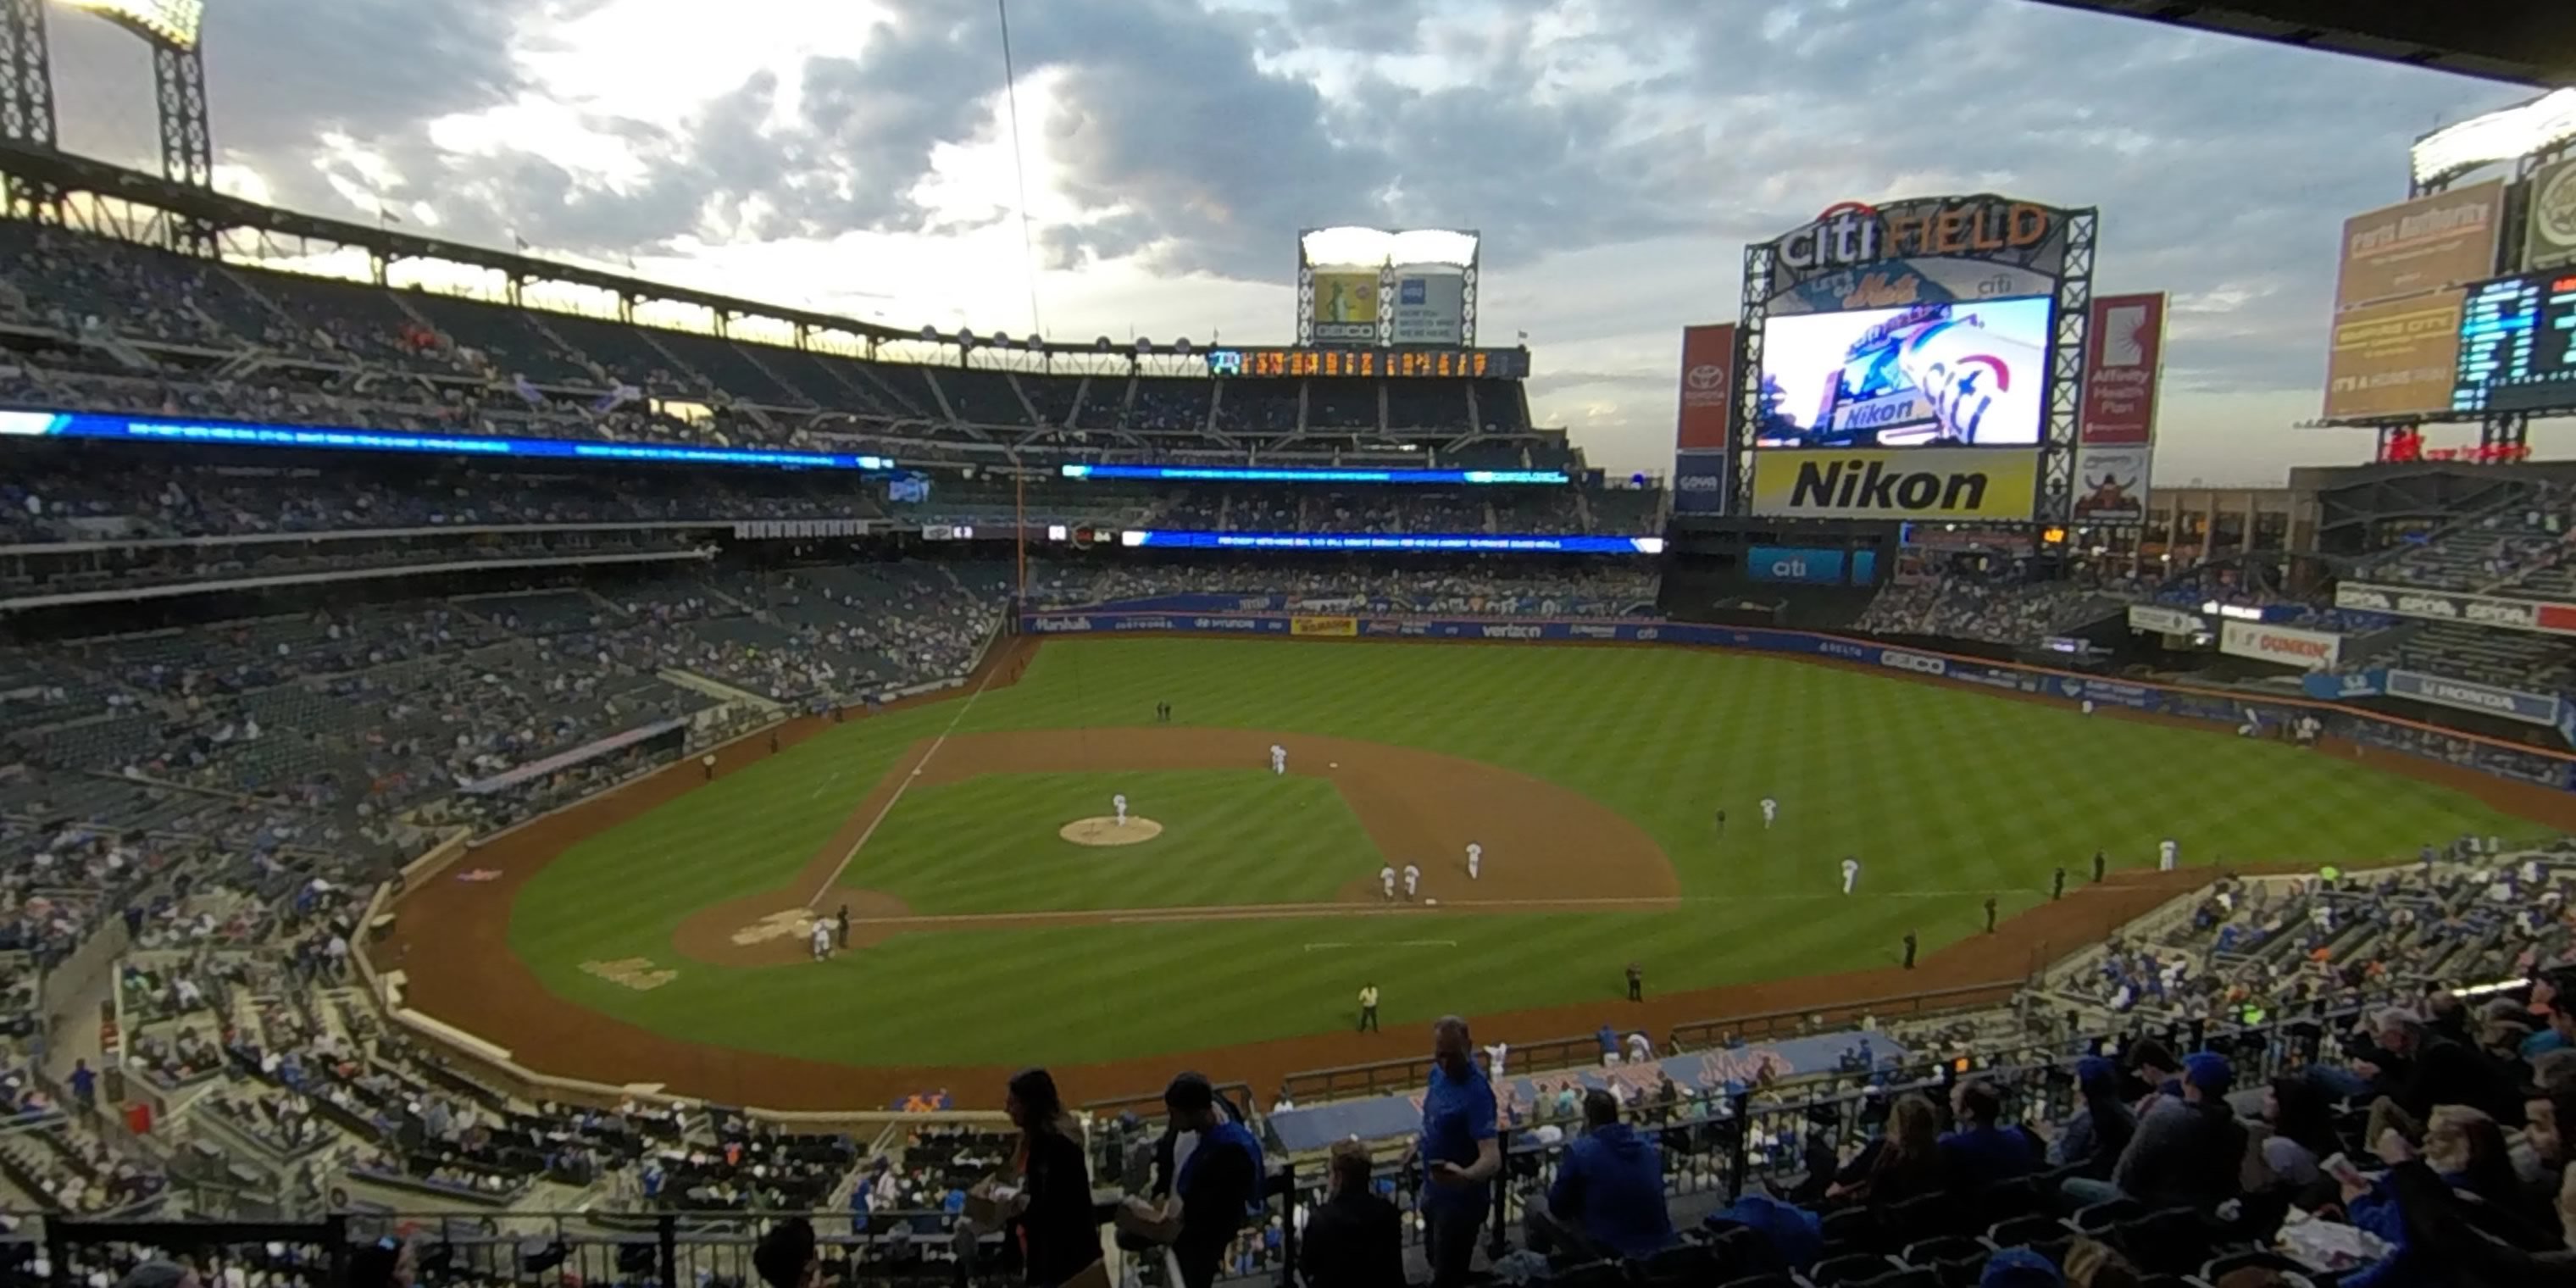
[2068,1196,2146,1234]
[1808,1252,1905,1286]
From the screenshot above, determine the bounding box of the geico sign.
[1880,650,1949,676]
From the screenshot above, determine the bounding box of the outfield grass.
[507,640,2555,1068]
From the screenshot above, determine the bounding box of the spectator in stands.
[2365,1006,2524,1137]
[1298,1139,1402,1288]
[998,1067,1097,1288]
[1981,1246,2066,1287]
[752,1218,819,1288]
[2423,1105,2532,1222]
[114,1263,199,1288]
[2257,1074,2340,1191]
[347,1239,416,1288]
[1824,1091,1946,1207]
[1940,1078,2037,1185]
[1416,1015,1502,1288]
[2049,1056,2137,1180]
[2082,1052,2246,1211]
[1539,1087,1676,1261]
[1116,1071,1263,1288]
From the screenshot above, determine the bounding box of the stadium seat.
[1899,1236,1988,1288]
[1879,1191,1958,1249]
[1819,1204,1882,1252]
[1808,1252,1906,1287]
[2107,1208,2216,1275]
[1981,1214,2072,1266]
[1968,1177,2040,1224]
[1848,1270,1941,1288]
[1714,1275,1798,1288]
[2068,1196,2146,1235]
[1635,1241,1719,1288]
[2200,1250,2322,1285]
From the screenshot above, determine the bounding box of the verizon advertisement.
[2219,620,2342,671]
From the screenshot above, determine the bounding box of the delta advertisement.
[2218,620,2342,670]
[1747,447,2037,521]
[1754,297,2052,450]
[1389,274,1467,346]
[1018,611,2576,781]
[1311,270,1380,344]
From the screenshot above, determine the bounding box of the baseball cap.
[2074,1056,2118,1095]
[1163,1071,1216,1113]
[1980,1246,2063,1287]
[2183,1052,2235,1096]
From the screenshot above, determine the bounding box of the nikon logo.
[1787,458,1990,513]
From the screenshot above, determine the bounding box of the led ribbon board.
[0,410,893,472]
[1118,530,1663,554]
[1061,464,1566,484]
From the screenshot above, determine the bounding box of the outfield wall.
[1019,609,2576,793]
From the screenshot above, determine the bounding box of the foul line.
[802,656,1011,908]
[1303,940,1457,950]
[816,887,2053,933]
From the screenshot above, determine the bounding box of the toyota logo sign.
[1685,363,1727,391]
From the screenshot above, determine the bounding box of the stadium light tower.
[1,0,214,242]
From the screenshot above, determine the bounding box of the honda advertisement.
[2386,669,2565,727]
[2219,620,2343,671]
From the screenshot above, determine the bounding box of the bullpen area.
[383,636,2555,1108]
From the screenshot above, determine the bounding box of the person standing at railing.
[1413,1015,1502,1288]
[1537,1088,1677,1261]
[989,1067,1099,1288]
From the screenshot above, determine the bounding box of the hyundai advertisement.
[1754,297,2053,449]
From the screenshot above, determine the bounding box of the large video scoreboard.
[2455,269,2576,414]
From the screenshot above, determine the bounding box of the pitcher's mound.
[1062,817,1163,847]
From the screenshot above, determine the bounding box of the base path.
[668,724,1677,966]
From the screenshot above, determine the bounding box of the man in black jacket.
[1299,1140,1402,1288]
[2364,1006,2524,1136]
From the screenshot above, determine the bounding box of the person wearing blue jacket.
[1544,1089,1677,1261]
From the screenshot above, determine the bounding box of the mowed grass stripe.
[504,639,2560,1068]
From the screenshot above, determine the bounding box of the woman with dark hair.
[996,1068,1099,1287]
[2260,1074,2340,1190]
[2051,1058,2139,1181]
[1824,1092,1947,1207]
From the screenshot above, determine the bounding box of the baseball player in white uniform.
[1270,744,1287,774]
[2159,838,2178,871]
[1466,842,1481,880]
[1113,793,1129,826]
[1483,1041,1508,1079]
[1380,864,1396,900]
[1402,863,1420,899]
[809,918,833,961]
[1760,797,1778,828]
[1841,856,1861,895]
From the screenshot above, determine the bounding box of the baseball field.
[385,636,2564,1108]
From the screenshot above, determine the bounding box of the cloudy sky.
[39,0,2545,482]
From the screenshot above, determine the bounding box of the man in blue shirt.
[1543,1089,1676,1261]
[1418,1016,1500,1288]
[1938,1079,2036,1185]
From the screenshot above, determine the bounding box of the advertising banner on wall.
[1672,450,1730,516]
[2079,292,2167,446]
[1675,325,1737,452]
[1758,195,2078,300]
[2128,604,2206,636]
[2333,581,2576,635]
[2334,181,2506,311]
[1746,547,1847,585]
[1311,270,1380,344]
[1389,273,1466,346]
[2386,669,2565,726]
[2073,444,2151,525]
[1748,447,2037,521]
[2322,289,2468,420]
[2528,156,2576,273]
[2219,620,2343,670]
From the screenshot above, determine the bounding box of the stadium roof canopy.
[2020,1,2576,86]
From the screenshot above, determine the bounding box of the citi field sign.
[1764,195,2077,297]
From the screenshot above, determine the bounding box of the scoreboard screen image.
[1755,297,2053,449]
[2454,270,2576,414]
